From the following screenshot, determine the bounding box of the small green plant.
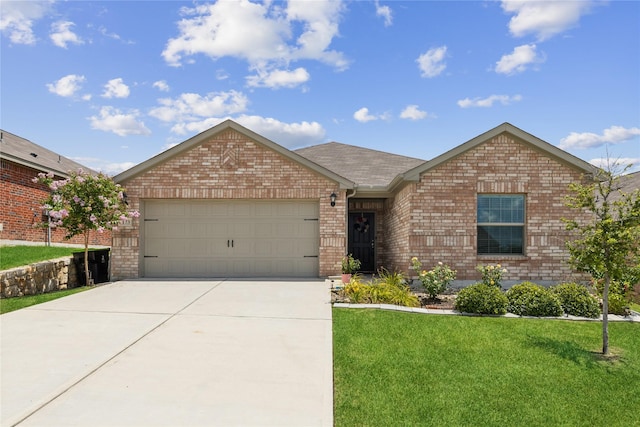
[341,254,361,274]
[343,276,419,307]
[454,283,508,315]
[608,293,630,316]
[375,267,406,287]
[476,263,508,289]
[410,257,456,299]
[550,283,600,318]
[506,282,563,317]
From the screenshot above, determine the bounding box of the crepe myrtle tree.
[563,161,640,355]
[35,170,139,286]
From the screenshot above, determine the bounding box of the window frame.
[476,194,526,256]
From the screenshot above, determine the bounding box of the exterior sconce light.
[330,192,337,207]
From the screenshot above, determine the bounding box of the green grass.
[0,245,84,270]
[333,309,640,427]
[0,286,90,314]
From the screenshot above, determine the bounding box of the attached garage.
[143,200,320,278]
[111,120,354,280]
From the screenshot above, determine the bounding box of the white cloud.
[559,126,640,149]
[400,105,428,120]
[501,0,594,41]
[71,157,137,176]
[98,26,134,45]
[417,46,447,78]
[153,80,170,92]
[494,44,544,75]
[457,94,522,108]
[162,0,348,72]
[50,20,83,48]
[246,67,310,89]
[149,90,249,123]
[89,106,151,137]
[102,78,130,99]
[588,157,640,173]
[235,115,326,148]
[169,114,326,148]
[46,74,86,97]
[375,1,392,27]
[0,0,52,45]
[353,107,377,123]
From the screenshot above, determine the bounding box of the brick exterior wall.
[111,129,346,279]
[383,133,589,283]
[0,160,111,246]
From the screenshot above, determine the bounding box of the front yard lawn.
[333,309,640,427]
[0,287,90,314]
[0,245,84,270]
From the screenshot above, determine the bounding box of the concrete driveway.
[0,280,333,427]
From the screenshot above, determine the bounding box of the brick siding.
[111,129,345,279]
[0,160,111,246]
[383,133,590,282]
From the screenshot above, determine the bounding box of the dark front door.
[348,212,375,273]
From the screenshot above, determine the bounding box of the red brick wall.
[0,159,111,246]
[384,133,590,283]
[112,129,345,279]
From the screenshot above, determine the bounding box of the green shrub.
[343,277,420,307]
[454,283,508,315]
[375,267,406,288]
[411,258,456,299]
[476,263,508,289]
[550,283,600,318]
[607,293,630,316]
[506,282,563,317]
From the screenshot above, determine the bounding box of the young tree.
[35,170,139,286]
[564,162,640,355]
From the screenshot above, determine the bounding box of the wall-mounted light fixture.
[330,192,337,207]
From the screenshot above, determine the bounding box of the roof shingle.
[295,142,425,188]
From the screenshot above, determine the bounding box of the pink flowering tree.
[35,169,139,285]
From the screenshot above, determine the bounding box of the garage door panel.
[144,200,319,277]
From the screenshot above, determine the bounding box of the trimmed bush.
[454,283,508,315]
[506,282,563,317]
[343,276,420,307]
[551,283,600,318]
[607,293,630,316]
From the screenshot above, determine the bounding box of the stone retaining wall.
[0,257,79,298]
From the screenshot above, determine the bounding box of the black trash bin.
[73,249,110,286]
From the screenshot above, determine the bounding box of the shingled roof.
[295,142,425,188]
[0,129,92,178]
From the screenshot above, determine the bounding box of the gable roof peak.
[114,119,354,188]
[401,122,598,183]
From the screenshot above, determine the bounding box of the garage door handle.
[144,255,158,258]
[303,255,318,258]
[227,240,234,248]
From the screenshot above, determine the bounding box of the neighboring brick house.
[112,120,597,282]
[0,130,111,246]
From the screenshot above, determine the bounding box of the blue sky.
[1,0,639,175]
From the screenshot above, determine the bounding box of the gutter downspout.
[345,186,357,254]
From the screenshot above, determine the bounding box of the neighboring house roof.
[295,142,425,189]
[608,171,640,203]
[0,129,90,178]
[114,119,355,189]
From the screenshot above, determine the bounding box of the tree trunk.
[602,274,610,355]
[83,230,92,286]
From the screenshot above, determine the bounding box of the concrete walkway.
[1,280,333,427]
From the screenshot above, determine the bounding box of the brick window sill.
[476,255,529,261]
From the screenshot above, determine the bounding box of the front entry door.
[348,212,375,273]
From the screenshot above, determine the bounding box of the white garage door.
[143,200,320,278]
